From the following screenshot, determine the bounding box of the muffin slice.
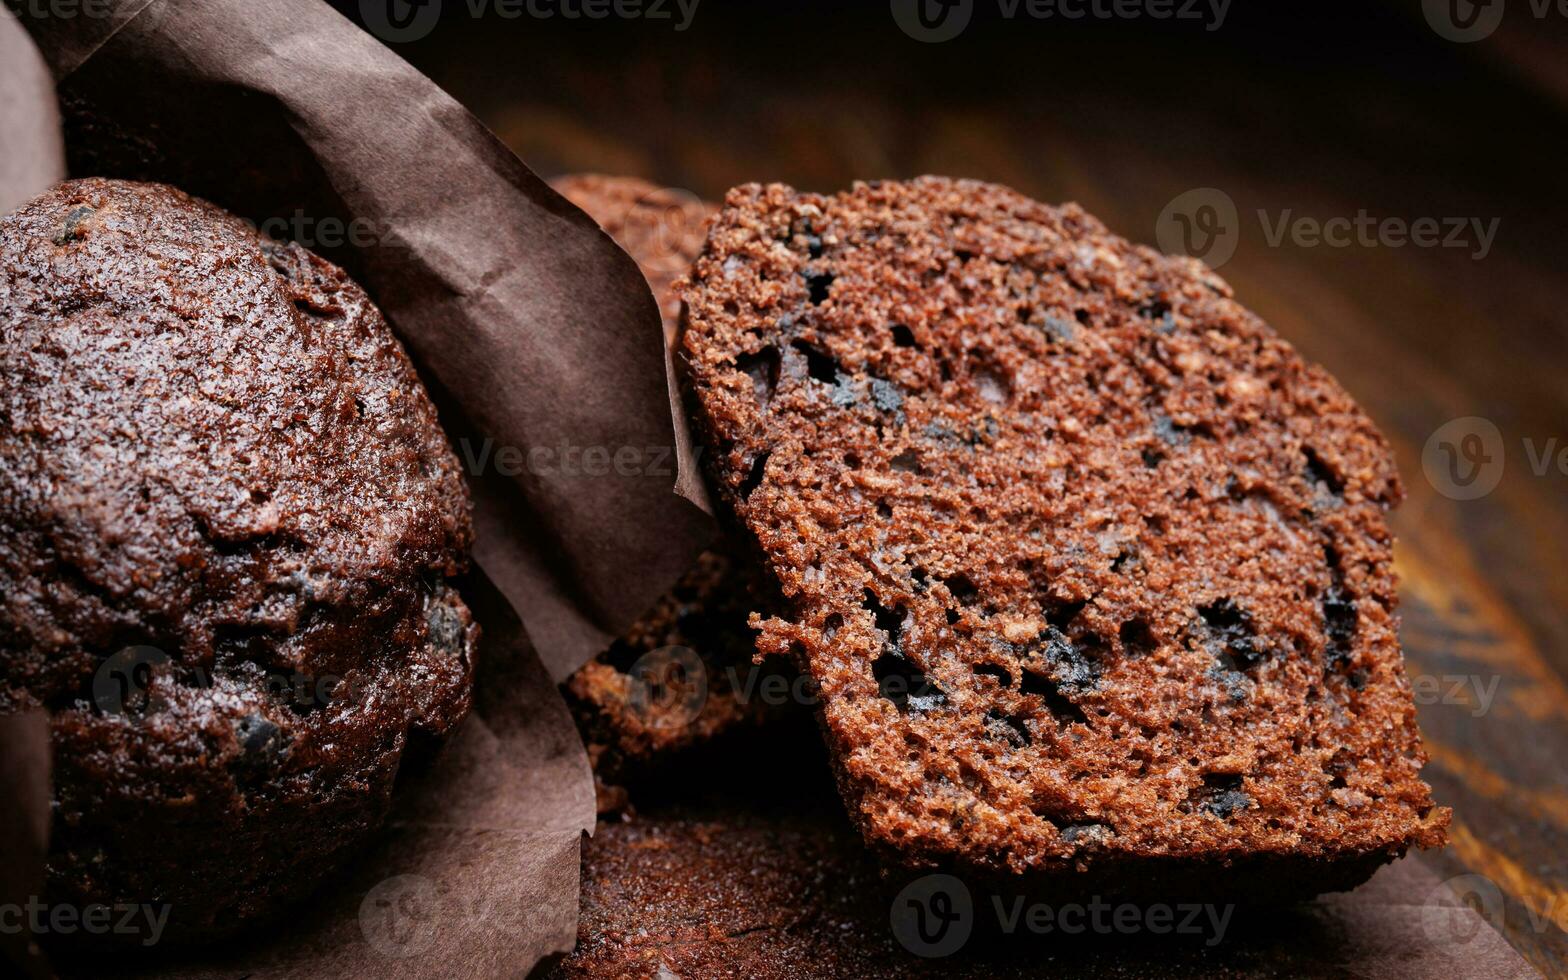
[551,175,790,809]
[678,177,1447,897]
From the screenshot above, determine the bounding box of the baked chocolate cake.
[678,177,1447,897]
[552,174,788,810]
[0,179,478,943]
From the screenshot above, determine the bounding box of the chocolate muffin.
[678,178,1448,898]
[552,174,789,810]
[0,179,478,944]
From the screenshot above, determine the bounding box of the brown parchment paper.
[0,10,63,980]
[20,0,715,685]
[0,711,52,980]
[0,5,63,215]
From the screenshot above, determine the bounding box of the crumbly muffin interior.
[680,178,1446,886]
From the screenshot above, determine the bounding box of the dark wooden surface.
[363,4,1568,973]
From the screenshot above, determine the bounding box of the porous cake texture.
[679,177,1447,896]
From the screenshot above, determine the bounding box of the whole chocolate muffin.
[0,179,478,944]
[679,178,1447,899]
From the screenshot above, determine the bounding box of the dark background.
[332,1,1568,971]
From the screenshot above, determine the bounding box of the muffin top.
[0,178,473,710]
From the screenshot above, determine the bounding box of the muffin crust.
[0,179,478,942]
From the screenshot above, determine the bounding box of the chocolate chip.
[870,377,904,415]
[1198,598,1266,670]
[53,205,96,245]
[1059,822,1111,844]
[1037,626,1100,695]
[235,714,283,766]
[1323,585,1357,665]
[1321,547,1359,673]
[426,599,466,656]
[1194,774,1251,817]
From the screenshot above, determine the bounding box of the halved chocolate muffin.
[678,177,1447,898]
[552,174,789,810]
[0,179,478,943]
